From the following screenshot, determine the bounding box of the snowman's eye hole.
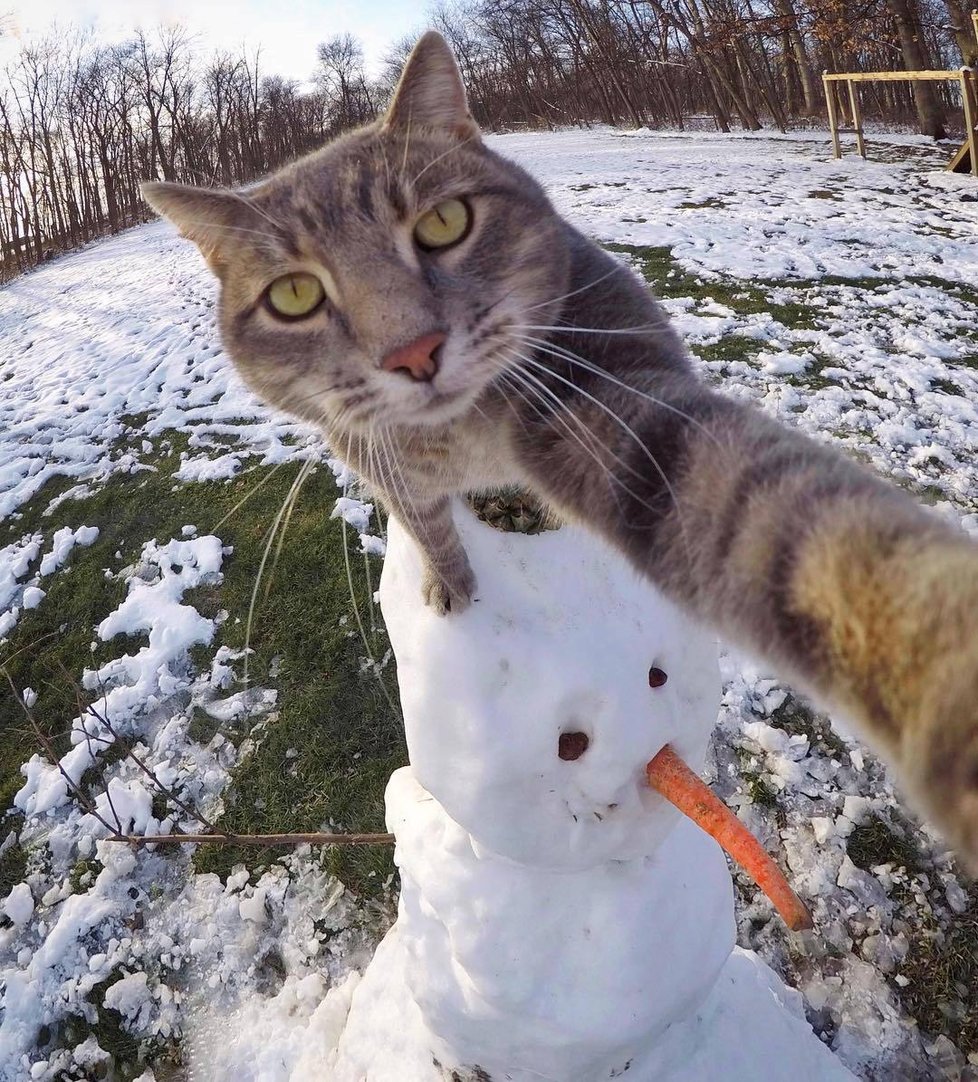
[558,731,589,761]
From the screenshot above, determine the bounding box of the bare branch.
[83,693,225,834]
[1,667,121,835]
[105,831,395,847]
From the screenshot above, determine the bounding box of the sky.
[0,0,431,79]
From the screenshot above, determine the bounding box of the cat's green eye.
[266,273,326,319]
[414,198,471,251]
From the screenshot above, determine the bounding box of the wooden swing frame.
[822,10,978,177]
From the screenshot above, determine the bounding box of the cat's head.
[142,32,569,432]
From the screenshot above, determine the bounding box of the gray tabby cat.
[143,33,978,869]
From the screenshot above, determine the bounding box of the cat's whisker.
[377,427,464,601]
[227,191,289,234]
[487,343,624,485]
[378,140,393,190]
[495,365,634,522]
[242,454,318,687]
[383,443,418,539]
[213,457,291,531]
[363,547,377,637]
[365,426,390,545]
[380,428,426,539]
[520,265,625,314]
[515,321,675,338]
[341,428,399,715]
[264,456,317,602]
[509,348,690,551]
[176,218,286,245]
[339,432,377,671]
[492,350,661,521]
[356,429,378,640]
[510,332,724,452]
[478,349,536,437]
[410,134,478,187]
[499,361,621,478]
[285,379,365,403]
[400,117,414,176]
[513,354,695,565]
[516,349,681,499]
[470,400,491,424]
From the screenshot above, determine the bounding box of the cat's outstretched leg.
[521,379,978,867]
[389,494,477,615]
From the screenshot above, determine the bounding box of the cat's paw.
[421,563,477,616]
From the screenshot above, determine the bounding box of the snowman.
[323,500,855,1082]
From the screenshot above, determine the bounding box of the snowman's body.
[324,506,855,1081]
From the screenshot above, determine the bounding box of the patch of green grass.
[602,242,820,330]
[919,224,957,239]
[603,242,978,360]
[899,900,978,1058]
[78,742,129,805]
[929,377,964,397]
[677,197,726,210]
[68,856,103,893]
[0,826,26,901]
[783,351,841,392]
[439,1064,494,1082]
[733,745,783,820]
[0,437,403,898]
[768,695,849,761]
[602,242,745,308]
[765,298,821,330]
[191,636,401,893]
[744,772,779,809]
[603,242,703,299]
[694,334,763,367]
[570,181,626,192]
[52,973,181,1081]
[846,814,922,875]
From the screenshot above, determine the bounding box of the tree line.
[1,0,974,281]
[432,0,973,139]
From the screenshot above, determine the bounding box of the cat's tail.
[520,375,978,868]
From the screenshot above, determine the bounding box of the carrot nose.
[382,332,446,382]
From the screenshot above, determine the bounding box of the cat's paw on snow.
[421,563,477,615]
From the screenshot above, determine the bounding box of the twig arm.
[105,831,395,847]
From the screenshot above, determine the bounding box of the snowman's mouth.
[646,744,813,932]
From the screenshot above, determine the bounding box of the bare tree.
[0,7,967,281]
[888,0,947,136]
[316,33,377,132]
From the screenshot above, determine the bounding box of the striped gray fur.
[143,32,978,869]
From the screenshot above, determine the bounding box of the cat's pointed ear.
[383,31,479,141]
[141,181,248,269]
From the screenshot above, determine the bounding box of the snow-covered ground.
[1,129,977,1080]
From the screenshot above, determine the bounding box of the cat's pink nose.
[382,332,445,382]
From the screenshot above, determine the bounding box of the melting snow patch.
[103,972,154,1030]
[38,525,99,575]
[176,452,242,483]
[2,884,34,927]
[0,526,100,641]
[331,497,373,533]
[15,535,224,818]
[760,351,810,375]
